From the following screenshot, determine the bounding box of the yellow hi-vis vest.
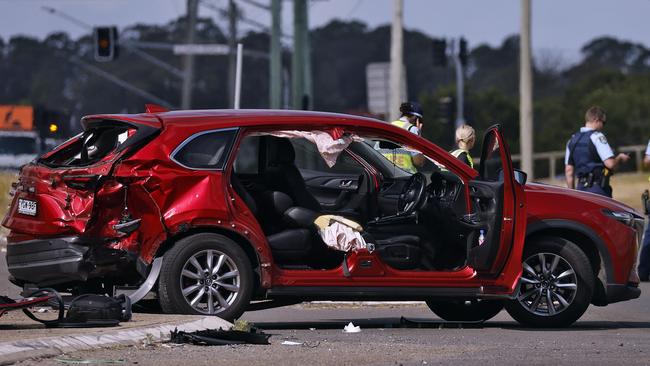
[451,148,474,169]
[381,120,418,173]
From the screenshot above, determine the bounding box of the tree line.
[1,17,649,157]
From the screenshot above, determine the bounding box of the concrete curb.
[0,316,232,365]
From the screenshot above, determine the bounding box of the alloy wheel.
[517,252,578,316]
[179,249,241,315]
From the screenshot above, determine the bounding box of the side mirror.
[514,169,527,185]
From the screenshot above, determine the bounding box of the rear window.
[40,126,133,167]
[172,129,237,170]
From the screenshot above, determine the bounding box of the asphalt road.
[3,240,650,365]
[11,290,650,366]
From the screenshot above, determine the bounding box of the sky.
[1,0,649,66]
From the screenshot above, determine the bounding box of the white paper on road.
[343,322,361,333]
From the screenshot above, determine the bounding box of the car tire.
[158,233,254,320]
[505,236,594,328]
[425,299,505,322]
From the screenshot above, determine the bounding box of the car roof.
[83,109,385,129]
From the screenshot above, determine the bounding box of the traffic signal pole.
[181,0,198,109]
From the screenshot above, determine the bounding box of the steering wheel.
[397,172,427,215]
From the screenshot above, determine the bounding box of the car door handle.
[339,180,353,188]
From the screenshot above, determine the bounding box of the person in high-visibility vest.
[450,124,476,169]
[638,140,650,281]
[381,102,425,173]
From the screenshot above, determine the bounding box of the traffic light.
[459,37,468,67]
[437,96,455,124]
[432,38,447,67]
[94,26,119,62]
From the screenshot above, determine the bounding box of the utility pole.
[388,0,404,122]
[292,0,307,109]
[228,0,238,108]
[181,0,198,109]
[520,0,534,177]
[270,0,282,108]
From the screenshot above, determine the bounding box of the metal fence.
[511,144,647,182]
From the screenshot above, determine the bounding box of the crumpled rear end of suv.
[2,116,163,290]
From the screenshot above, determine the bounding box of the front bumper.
[6,236,92,286]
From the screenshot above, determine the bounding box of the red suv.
[2,108,642,327]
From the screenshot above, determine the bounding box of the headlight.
[602,209,644,227]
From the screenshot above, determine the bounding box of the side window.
[172,129,237,170]
[291,138,365,175]
[234,136,260,174]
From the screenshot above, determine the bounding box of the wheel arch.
[525,219,613,305]
[155,226,262,289]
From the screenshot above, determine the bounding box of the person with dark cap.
[564,106,630,197]
[381,102,426,173]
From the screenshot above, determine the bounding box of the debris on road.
[281,340,303,346]
[170,327,271,346]
[54,358,125,364]
[343,322,361,333]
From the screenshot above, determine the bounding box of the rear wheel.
[158,233,254,320]
[426,299,505,322]
[505,237,594,327]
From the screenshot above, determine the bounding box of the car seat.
[264,136,322,212]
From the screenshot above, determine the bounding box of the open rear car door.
[467,125,526,276]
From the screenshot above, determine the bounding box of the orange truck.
[0,105,40,170]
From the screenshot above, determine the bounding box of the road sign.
[172,44,230,55]
[366,62,407,118]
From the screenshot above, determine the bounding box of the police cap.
[399,102,423,119]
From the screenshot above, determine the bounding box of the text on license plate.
[18,199,37,216]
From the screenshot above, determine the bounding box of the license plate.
[17,198,37,216]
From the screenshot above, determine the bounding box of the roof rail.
[144,104,169,114]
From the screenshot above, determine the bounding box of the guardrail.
[511,144,647,182]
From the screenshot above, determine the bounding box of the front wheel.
[158,233,254,320]
[505,237,594,327]
[426,299,505,322]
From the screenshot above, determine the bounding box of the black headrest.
[268,137,295,165]
[264,191,294,215]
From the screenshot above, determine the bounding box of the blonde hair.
[455,124,475,144]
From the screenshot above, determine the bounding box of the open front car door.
[467,124,526,276]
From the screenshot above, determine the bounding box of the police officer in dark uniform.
[564,106,630,197]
